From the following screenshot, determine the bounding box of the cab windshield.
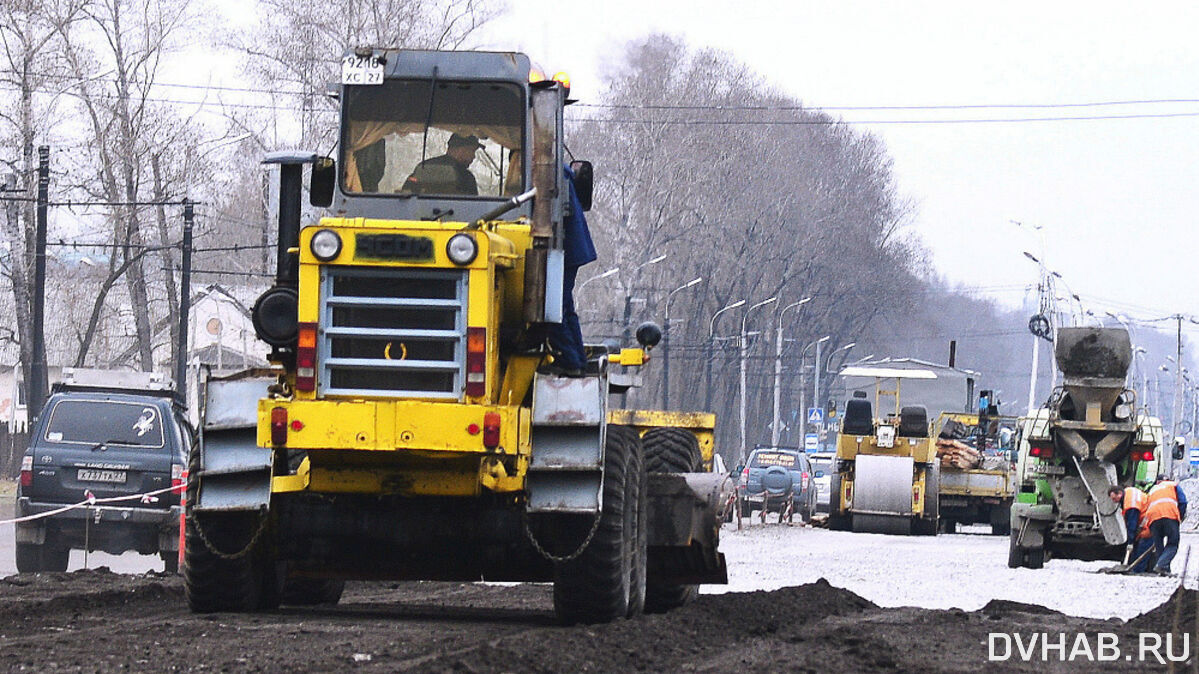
[342,79,524,198]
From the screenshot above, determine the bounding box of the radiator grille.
[319,267,466,398]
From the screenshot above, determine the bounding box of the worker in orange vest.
[1109,486,1154,572]
[1142,477,1188,575]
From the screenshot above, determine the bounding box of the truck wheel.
[160,550,179,574]
[940,519,957,534]
[184,449,270,613]
[281,577,346,606]
[553,425,646,624]
[15,539,69,573]
[989,507,1011,536]
[1025,547,1044,569]
[642,426,703,613]
[642,427,701,473]
[1007,531,1024,568]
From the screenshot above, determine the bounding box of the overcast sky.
[482,0,1199,333]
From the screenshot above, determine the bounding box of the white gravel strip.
[706,520,1199,620]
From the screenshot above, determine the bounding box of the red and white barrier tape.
[0,484,183,526]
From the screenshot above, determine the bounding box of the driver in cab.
[403,133,481,195]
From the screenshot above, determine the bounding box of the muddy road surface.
[1,569,1194,673]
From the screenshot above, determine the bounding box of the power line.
[565,110,1199,126]
[577,98,1199,112]
[15,69,1199,112]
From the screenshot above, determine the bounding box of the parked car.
[809,452,835,513]
[737,446,817,522]
[15,383,191,573]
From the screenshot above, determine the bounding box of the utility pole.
[739,297,776,458]
[662,276,701,410]
[175,200,194,408]
[29,146,49,421]
[772,298,811,446]
[705,300,744,412]
[813,338,825,437]
[1170,313,1184,477]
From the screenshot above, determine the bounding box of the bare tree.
[0,0,89,406]
[237,0,501,151]
[58,0,198,370]
[571,36,921,457]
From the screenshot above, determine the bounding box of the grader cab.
[183,49,728,624]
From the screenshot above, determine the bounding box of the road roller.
[827,366,939,535]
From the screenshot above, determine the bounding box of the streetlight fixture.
[826,342,857,375]
[577,266,619,292]
[797,335,830,440]
[663,276,703,410]
[771,297,812,446]
[811,340,851,437]
[704,299,746,410]
[739,297,777,457]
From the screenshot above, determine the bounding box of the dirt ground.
[0,569,1194,673]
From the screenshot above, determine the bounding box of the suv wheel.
[16,538,70,573]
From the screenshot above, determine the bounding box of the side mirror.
[569,160,593,211]
[310,157,336,208]
[1173,444,1185,461]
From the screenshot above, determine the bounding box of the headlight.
[446,233,478,265]
[310,229,342,261]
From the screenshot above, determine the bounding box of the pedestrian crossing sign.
[807,408,824,425]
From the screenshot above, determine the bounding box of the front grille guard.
[318,266,467,399]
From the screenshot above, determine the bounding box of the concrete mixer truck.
[1008,327,1162,568]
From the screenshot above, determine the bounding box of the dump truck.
[182,48,728,624]
[934,411,1017,535]
[1008,327,1162,569]
[828,366,939,535]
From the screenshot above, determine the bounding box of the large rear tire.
[281,577,346,606]
[642,427,702,473]
[553,425,646,624]
[642,427,702,613]
[184,447,273,613]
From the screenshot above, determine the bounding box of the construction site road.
[3,516,1199,671]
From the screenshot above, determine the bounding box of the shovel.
[1098,546,1155,574]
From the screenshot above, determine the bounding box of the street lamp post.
[771,297,811,446]
[738,295,776,455]
[797,336,830,441]
[663,276,703,410]
[739,297,776,457]
[620,254,666,345]
[704,300,745,411]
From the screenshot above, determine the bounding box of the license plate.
[1031,464,1065,476]
[78,468,127,484]
[341,54,384,85]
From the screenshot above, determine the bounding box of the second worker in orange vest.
[1143,478,1188,575]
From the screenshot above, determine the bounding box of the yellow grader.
[183,48,727,624]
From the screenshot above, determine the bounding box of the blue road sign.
[1189,448,1199,466]
[807,407,824,425]
[804,433,819,450]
